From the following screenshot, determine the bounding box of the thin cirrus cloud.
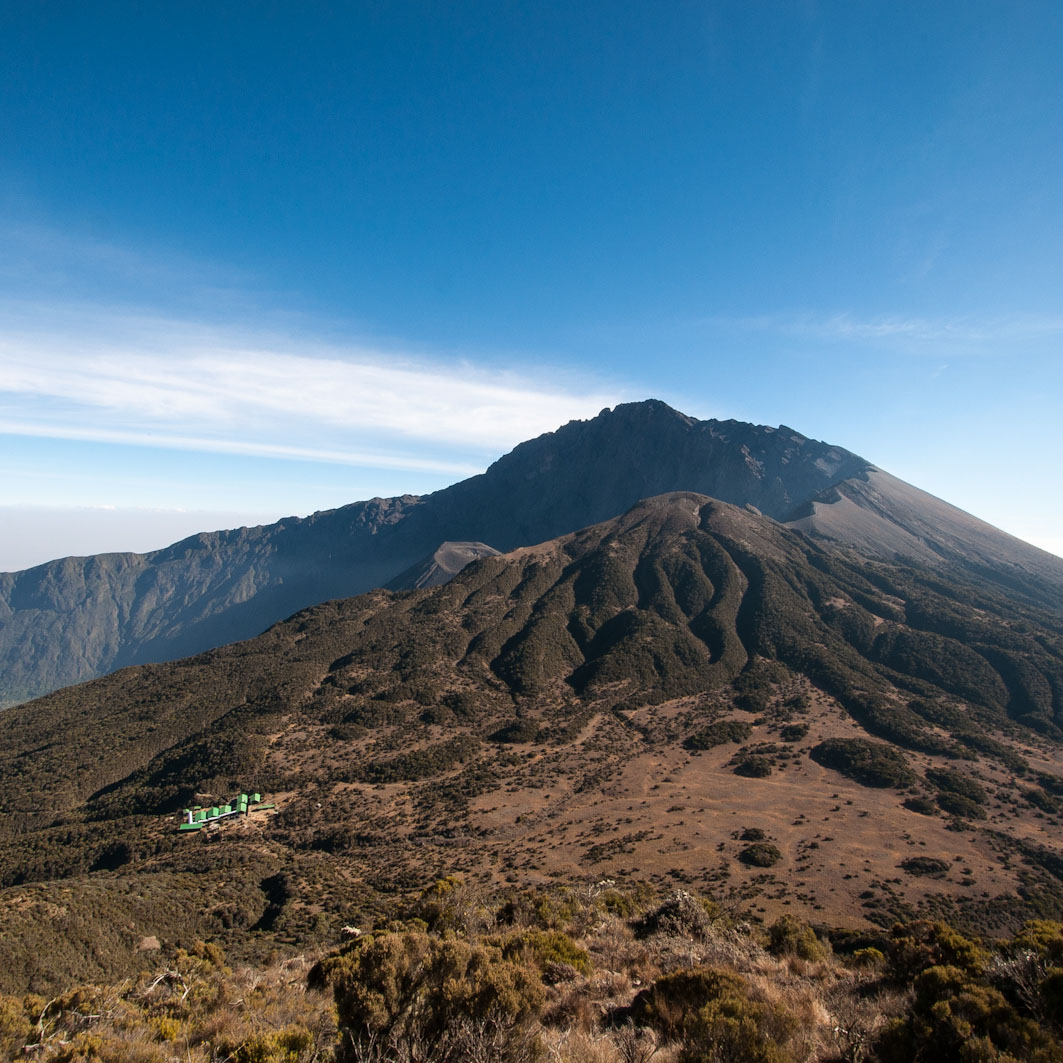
[720,311,1063,349]
[0,314,625,474]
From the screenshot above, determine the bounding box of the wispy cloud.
[715,311,1063,350]
[0,305,625,474]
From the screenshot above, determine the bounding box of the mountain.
[2,492,1063,991]
[3,398,1062,707]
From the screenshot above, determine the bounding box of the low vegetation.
[683,719,752,750]
[810,738,916,789]
[6,879,1063,1063]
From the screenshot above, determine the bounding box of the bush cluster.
[10,882,1063,1063]
[810,738,916,789]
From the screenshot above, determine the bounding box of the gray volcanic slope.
[386,542,501,591]
[1,398,1061,706]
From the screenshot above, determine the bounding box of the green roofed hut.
[178,790,270,831]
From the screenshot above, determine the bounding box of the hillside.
[2,492,1063,992]
[5,399,1061,707]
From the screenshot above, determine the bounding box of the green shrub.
[683,720,752,750]
[406,875,485,933]
[876,964,1063,1063]
[734,692,769,713]
[1015,921,1063,966]
[498,930,591,976]
[767,915,826,961]
[851,946,885,969]
[632,966,796,1062]
[810,738,915,788]
[633,890,715,940]
[887,921,988,982]
[936,791,988,820]
[739,843,782,868]
[315,929,545,1063]
[489,719,540,744]
[358,736,481,783]
[733,754,772,778]
[225,1026,315,1063]
[902,857,951,878]
[926,768,988,804]
[1027,789,1063,814]
[0,994,33,1061]
[632,967,743,1040]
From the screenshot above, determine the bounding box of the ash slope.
[2,399,1062,708]
[2,493,1063,989]
[386,541,500,591]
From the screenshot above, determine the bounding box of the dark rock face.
[1,399,1061,706]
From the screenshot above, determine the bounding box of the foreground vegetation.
[7,877,1063,1062]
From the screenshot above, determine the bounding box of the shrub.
[314,929,545,1063]
[734,692,769,713]
[926,768,988,804]
[1027,789,1063,814]
[809,738,915,789]
[767,916,826,961]
[0,994,33,1061]
[739,843,782,868]
[851,947,885,969]
[406,875,488,934]
[499,930,591,976]
[630,966,749,1039]
[224,1025,315,1063]
[936,791,987,820]
[358,736,480,783]
[683,720,752,750]
[887,921,988,982]
[1015,921,1063,966]
[633,890,715,940]
[489,719,540,744]
[631,966,796,1062]
[876,964,1062,1063]
[901,856,951,878]
[733,755,772,778]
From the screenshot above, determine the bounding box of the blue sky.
[1,1,1061,569]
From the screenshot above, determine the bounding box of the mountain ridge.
[2,398,1061,707]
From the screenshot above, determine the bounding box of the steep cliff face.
[0,494,426,706]
[2,399,1061,706]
